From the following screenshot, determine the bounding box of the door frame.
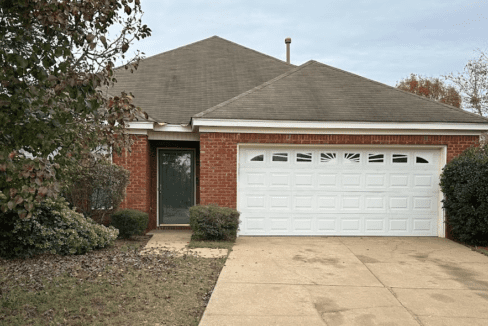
[157,148,196,225]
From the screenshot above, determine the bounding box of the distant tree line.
[397,50,488,117]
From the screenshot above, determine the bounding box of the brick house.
[107,36,488,237]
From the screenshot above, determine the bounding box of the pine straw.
[0,235,226,326]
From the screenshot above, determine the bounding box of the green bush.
[189,204,240,241]
[64,158,130,225]
[0,198,119,259]
[110,209,148,239]
[440,145,488,246]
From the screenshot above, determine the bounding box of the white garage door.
[238,146,442,236]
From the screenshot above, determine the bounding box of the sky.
[123,0,488,87]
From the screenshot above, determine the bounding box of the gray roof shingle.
[194,60,488,124]
[105,36,294,124]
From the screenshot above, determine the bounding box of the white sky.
[126,0,488,87]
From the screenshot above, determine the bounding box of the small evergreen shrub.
[189,204,240,241]
[110,209,148,239]
[440,145,488,246]
[0,198,119,259]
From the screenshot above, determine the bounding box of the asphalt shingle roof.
[106,36,294,124]
[194,60,488,124]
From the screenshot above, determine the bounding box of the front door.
[158,150,194,224]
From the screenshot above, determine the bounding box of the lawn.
[0,235,229,326]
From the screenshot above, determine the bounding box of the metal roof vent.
[285,37,291,64]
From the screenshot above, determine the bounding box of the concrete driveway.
[199,237,488,326]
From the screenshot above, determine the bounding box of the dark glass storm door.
[158,150,194,224]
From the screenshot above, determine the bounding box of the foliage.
[110,209,148,239]
[189,205,240,241]
[443,51,488,116]
[396,73,461,108]
[0,0,151,218]
[0,197,119,259]
[64,158,130,225]
[440,145,488,246]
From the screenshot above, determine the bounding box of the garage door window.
[250,154,264,162]
[297,152,312,162]
[416,156,429,164]
[344,153,361,163]
[320,152,337,164]
[392,154,408,163]
[368,153,384,163]
[272,153,288,162]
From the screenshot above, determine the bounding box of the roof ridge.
[211,36,295,68]
[114,36,294,71]
[310,61,488,123]
[113,36,218,71]
[193,60,316,119]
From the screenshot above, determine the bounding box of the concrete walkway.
[200,237,488,326]
[142,230,228,258]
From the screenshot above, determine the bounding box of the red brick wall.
[112,135,152,228]
[115,133,478,234]
[199,133,479,209]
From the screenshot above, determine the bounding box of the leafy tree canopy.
[444,51,488,117]
[396,73,461,108]
[0,0,151,218]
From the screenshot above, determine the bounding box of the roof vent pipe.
[285,37,291,64]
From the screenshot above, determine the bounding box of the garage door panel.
[342,174,362,187]
[239,147,441,236]
[270,173,291,187]
[246,172,267,186]
[270,195,291,210]
[293,195,314,210]
[294,173,314,187]
[365,174,387,188]
[317,173,338,187]
[342,195,362,210]
[317,195,339,210]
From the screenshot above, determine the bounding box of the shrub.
[64,158,130,225]
[440,145,488,246]
[0,198,119,259]
[189,204,240,241]
[110,209,148,239]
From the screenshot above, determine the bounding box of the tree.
[0,0,151,218]
[443,51,488,116]
[396,74,461,108]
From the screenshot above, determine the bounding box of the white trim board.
[193,118,488,133]
[198,126,484,136]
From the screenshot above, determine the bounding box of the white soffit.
[192,119,488,135]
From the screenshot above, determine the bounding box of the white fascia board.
[126,121,155,129]
[153,124,193,132]
[192,118,488,132]
[198,126,483,136]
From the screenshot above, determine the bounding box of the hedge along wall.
[199,133,479,239]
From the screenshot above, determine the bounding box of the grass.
[0,235,226,326]
[473,246,488,257]
[187,239,235,251]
